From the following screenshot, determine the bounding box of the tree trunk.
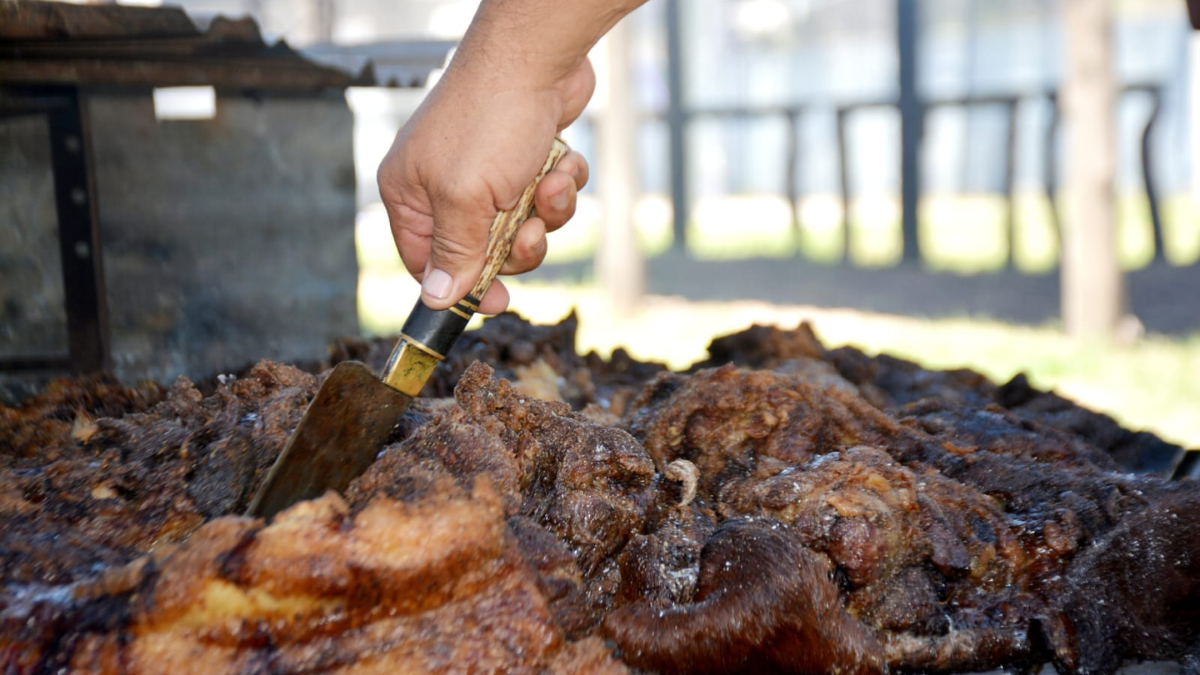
[1061,0,1121,339]
[596,19,645,315]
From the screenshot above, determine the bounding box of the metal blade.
[246,361,412,520]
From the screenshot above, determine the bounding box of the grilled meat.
[2,316,1196,674]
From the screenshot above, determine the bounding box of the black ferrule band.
[400,297,479,358]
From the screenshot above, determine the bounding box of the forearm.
[450,0,649,89]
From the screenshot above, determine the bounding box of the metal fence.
[656,0,1173,266]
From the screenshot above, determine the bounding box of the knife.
[246,138,570,520]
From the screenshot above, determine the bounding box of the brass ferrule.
[381,339,442,398]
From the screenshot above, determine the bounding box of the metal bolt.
[70,187,86,205]
[75,241,90,259]
[64,135,81,153]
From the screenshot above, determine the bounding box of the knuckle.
[559,197,577,222]
[563,152,589,186]
[432,176,492,213]
[531,235,549,263]
[430,234,483,269]
[517,233,545,261]
[376,155,401,193]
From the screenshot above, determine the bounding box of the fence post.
[1141,88,1164,263]
[1003,100,1018,268]
[836,108,852,262]
[665,0,688,252]
[897,0,923,265]
[785,110,803,253]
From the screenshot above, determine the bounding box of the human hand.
[377,54,593,315]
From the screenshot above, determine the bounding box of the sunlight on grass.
[669,190,1194,270]
[849,195,904,267]
[1012,193,1061,273]
[1115,191,1159,270]
[796,195,845,263]
[677,194,904,266]
[1164,195,1200,266]
[355,205,404,273]
[673,191,1194,269]
[633,195,675,255]
[357,269,422,335]
[543,196,601,264]
[686,195,798,260]
[921,194,1008,273]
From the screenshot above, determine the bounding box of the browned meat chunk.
[2,481,627,674]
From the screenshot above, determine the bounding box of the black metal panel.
[0,86,109,376]
[45,87,111,375]
[0,356,73,372]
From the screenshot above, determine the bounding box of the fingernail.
[422,269,453,300]
[551,189,569,211]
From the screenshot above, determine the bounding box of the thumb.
[421,201,494,311]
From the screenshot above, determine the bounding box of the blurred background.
[2,0,1198,447]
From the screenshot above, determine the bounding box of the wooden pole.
[1061,0,1120,339]
[596,19,645,315]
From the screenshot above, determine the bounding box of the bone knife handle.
[469,137,570,302]
[380,138,570,396]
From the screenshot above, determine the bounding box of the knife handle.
[381,138,570,396]
[469,137,571,302]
